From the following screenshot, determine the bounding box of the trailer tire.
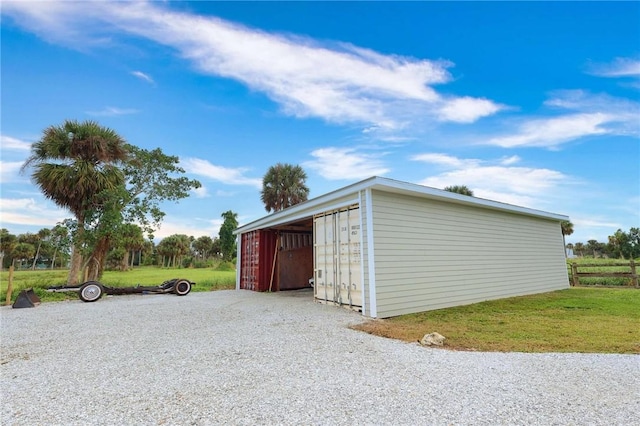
[79,281,104,302]
[174,279,191,296]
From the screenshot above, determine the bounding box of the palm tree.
[260,163,309,212]
[444,185,474,196]
[561,220,574,258]
[22,120,129,285]
[31,228,51,270]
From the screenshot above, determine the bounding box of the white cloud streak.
[413,153,571,208]
[2,1,503,134]
[1,134,32,151]
[85,106,140,117]
[0,198,68,226]
[485,90,639,148]
[303,147,390,180]
[0,161,25,184]
[587,57,640,78]
[181,158,262,188]
[131,70,155,84]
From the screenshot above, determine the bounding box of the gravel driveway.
[1,289,638,425]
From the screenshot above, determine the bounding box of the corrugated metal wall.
[314,206,362,308]
[239,229,278,292]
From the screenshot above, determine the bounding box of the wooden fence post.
[571,263,579,287]
[631,260,638,288]
[5,265,15,305]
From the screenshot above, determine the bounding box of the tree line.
[1,212,238,271]
[564,227,640,259]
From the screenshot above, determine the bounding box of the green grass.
[567,258,639,286]
[352,288,640,354]
[1,266,236,303]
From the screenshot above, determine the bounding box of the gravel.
[1,289,638,425]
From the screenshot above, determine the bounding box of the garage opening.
[238,204,362,311]
[239,221,314,292]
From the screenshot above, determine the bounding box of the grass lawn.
[352,288,640,354]
[1,267,236,303]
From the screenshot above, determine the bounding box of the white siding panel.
[371,190,569,318]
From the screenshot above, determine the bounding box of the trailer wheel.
[174,279,191,296]
[79,281,104,302]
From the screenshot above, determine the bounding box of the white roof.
[235,176,569,234]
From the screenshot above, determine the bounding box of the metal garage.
[234,176,570,318]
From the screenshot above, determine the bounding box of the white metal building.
[234,176,570,318]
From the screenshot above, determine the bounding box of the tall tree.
[31,228,52,269]
[83,145,200,280]
[12,243,35,269]
[118,223,145,270]
[444,185,474,196]
[49,224,70,269]
[193,236,214,260]
[560,221,574,258]
[260,163,309,212]
[22,120,128,285]
[219,211,238,261]
[1,229,18,268]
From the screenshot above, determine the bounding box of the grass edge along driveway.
[352,288,640,354]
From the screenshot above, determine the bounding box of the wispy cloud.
[153,217,223,241]
[413,153,572,208]
[85,106,140,117]
[191,186,209,198]
[485,90,639,148]
[304,147,390,180]
[587,57,640,78]
[181,158,262,188]
[131,70,155,85]
[2,1,503,135]
[0,161,25,184]
[0,198,68,226]
[1,135,32,151]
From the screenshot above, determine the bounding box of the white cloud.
[2,1,502,133]
[303,147,390,180]
[131,70,154,84]
[191,186,209,198]
[437,97,504,123]
[587,57,640,78]
[487,113,612,148]
[413,153,571,208]
[1,135,32,151]
[181,158,262,188]
[85,106,140,116]
[0,161,25,184]
[499,155,521,165]
[0,198,68,226]
[410,153,480,168]
[153,217,223,241]
[485,90,640,148]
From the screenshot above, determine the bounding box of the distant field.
[567,258,639,286]
[1,267,236,303]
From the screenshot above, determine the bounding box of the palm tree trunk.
[32,241,42,270]
[87,236,110,281]
[121,250,130,271]
[67,223,85,285]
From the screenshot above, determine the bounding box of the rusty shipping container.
[239,229,277,291]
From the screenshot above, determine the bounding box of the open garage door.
[314,206,362,308]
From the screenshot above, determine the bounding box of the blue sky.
[1,1,638,244]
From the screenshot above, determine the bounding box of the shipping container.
[314,207,362,307]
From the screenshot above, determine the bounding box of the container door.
[314,207,361,308]
[314,213,336,302]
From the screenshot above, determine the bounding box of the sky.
[1,1,639,245]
